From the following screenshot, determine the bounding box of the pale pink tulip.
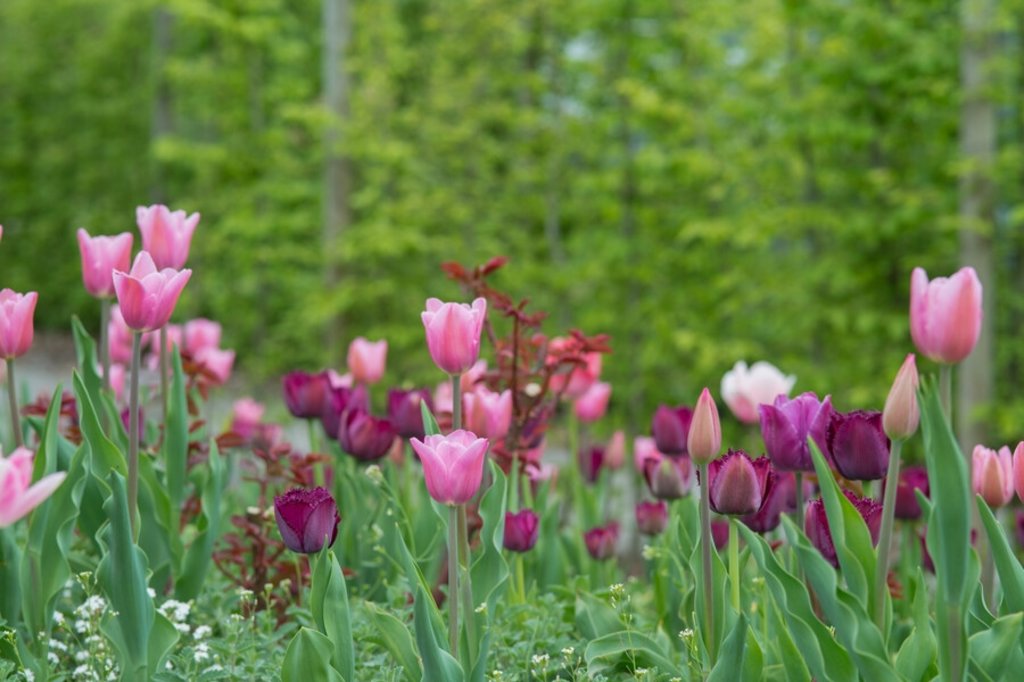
[688,388,722,464]
[108,305,135,364]
[463,387,512,440]
[460,360,488,392]
[143,324,182,359]
[232,398,265,439]
[574,382,611,423]
[108,363,126,402]
[909,267,983,364]
[421,298,487,375]
[409,430,489,506]
[195,347,235,385]
[0,290,37,360]
[183,318,222,355]
[328,370,353,389]
[136,204,199,270]
[721,361,796,424]
[882,354,919,441]
[434,380,454,414]
[605,430,626,470]
[76,229,133,299]
[347,337,388,384]
[1013,442,1024,504]
[973,445,1014,508]
[0,447,67,527]
[112,251,191,332]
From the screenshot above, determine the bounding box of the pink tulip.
[0,446,67,527]
[721,361,796,424]
[909,266,983,364]
[460,360,488,393]
[0,290,38,360]
[328,370,353,389]
[548,347,603,399]
[973,445,1014,508]
[574,382,611,423]
[605,430,626,470]
[633,436,662,474]
[409,430,489,506]
[108,305,135,364]
[433,380,454,414]
[183,318,222,355]
[112,251,191,332]
[688,388,722,464]
[347,337,388,384]
[1014,442,1024,504]
[136,204,199,270]
[421,298,487,375]
[108,363,127,402]
[883,354,920,441]
[76,229,133,299]
[195,346,235,386]
[143,324,182,358]
[463,387,512,440]
[231,398,265,439]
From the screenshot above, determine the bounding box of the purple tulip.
[707,450,775,516]
[711,520,730,551]
[635,501,669,536]
[827,410,891,481]
[337,408,396,462]
[886,465,929,520]
[579,445,605,484]
[504,509,540,552]
[643,453,693,500]
[273,487,340,554]
[651,405,693,456]
[321,384,369,441]
[584,522,619,560]
[388,388,433,440]
[282,371,333,420]
[805,490,882,567]
[758,392,832,472]
[741,470,797,533]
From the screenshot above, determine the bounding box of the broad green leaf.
[281,627,346,682]
[895,570,938,682]
[584,630,683,677]
[413,585,464,682]
[708,614,762,682]
[74,371,126,477]
[311,546,355,682]
[575,591,623,640]
[470,461,508,615]
[362,601,422,681]
[976,498,1024,614]
[175,441,227,600]
[967,612,1023,682]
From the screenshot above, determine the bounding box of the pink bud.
[463,387,512,440]
[721,361,796,424]
[574,382,611,423]
[1014,442,1024,504]
[604,430,626,470]
[0,289,38,360]
[76,229,133,299]
[909,266,983,364]
[409,430,489,506]
[136,204,199,270]
[347,337,388,385]
[183,318,222,356]
[421,298,487,375]
[973,445,1014,508]
[688,388,722,464]
[883,354,919,441]
[111,252,191,333]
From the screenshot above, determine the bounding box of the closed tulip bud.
[273,487,340,554]
[183,318,222,356]
[195,347,235,386]
[972,445,1014,508]
[604,430,626,470]
[231,398,265,441]
[503,509,540,552]
[583,522,619,560]
[347,337,388,385]
[76,229,133,299]
[338,408,396,462]
[635,501,668,536]
[711,520,731,551]
[112,252,191,333]
[633,436,662,473]
[883,354,919,441]
[574,382,611,423]
[708,450,775,516]
[758,392,833,472]
[806,491,882,567]
[0,290,38,360]
[463,387,513,440]
[282,371,333,420]
[388,388,433,440]
[410,430,489,506]
[651,405,692,456]
[909,266,983,364]
[136,204,199,270]
[721,361,796,424]
[884,465,929,520]
[643,452,693,500]
[579,446,605,484]
[688,388,721,465]
[421,297,487,375]
[0,446,67,527]
[741,470,796,533]
[1013,442,1024,504]
[827,410,890,481]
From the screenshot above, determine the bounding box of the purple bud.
[579,445,605,484]
[652,405,693,456]
[282,371,332,420]
[827,410,891,481]
[708,450,775,516]
[387,388,433,440]
[321,385,369,442]
[758,392,832,472]
[643,453,693,500]
[583,522,619,560]
[273,486,340,554]
[805,490,882,567]
[503,509,540,552]
[338,408,396,461]
[711,520,730,551]
[635,501,669,536]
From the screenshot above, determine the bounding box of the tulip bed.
[1,216,1022,682]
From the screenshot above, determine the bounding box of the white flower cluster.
[157,599,193,635]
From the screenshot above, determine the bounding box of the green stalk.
[6,358,21,448]
[698,461,716,664]
[939,364,952,422]
[946,605,963,682]
[452,374,462,432]
[128,331,143,540]
[457,504,476,661]
[729,519,740,611]
[516,554,526,604]
[874,439,903,632]
[509,452,520,512]
[100,298,111,394]
[159,325,169,430]
[792,471,804,573]
[448,505,459,657]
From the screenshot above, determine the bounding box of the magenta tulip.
[282,371,333,420]
[388,388,433,440]
[711,520,730,551]
[421,297,487,375]
[410,430,489,506]
[579,445,605,484]
[651,405,692,456]
[0,290,38,360]
[321,384,369,441]
[741,470,797,533]
[337,408,396,462]
[111,252,191,333]
[574,382,611,423]
[0,447,67,527]
[1016,511,1024,551]
[758,392,833,472]
[707,450,775,516]
[643,452,693,500]
[183,318,222,355]
[635,501,669,536]
[885,465,929,520]
[806,491,882,567]
[583,522,619,560]
[76,229,133,299]
[721,361,796,424]
[972,445,1014,508]
[273,486,340,554]
[688,388,722,465]
[463,387,513,440]
[195,346,235,386]
[503,509,540,552]
[346,337,388,385]
[827,410,890,481]
[136,204,199,270]
[909,266,983,364]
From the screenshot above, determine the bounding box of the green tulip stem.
[515,554,527,604]
[457,504,476,661]
[294,554,304,608]
[100,298,111,394]
[6,358,21,449]
[698,461,716,664]
[128,331,142,540]
[981,508,997,611]
[159,325,169,432]
[451,374,462,432]
[940,364,952,422]
[448,504,459,657]
[874,438,902,633]
[729,519,740,611]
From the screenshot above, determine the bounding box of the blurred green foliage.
[2,0,1024,440]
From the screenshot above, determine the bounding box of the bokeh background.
[1,0,1021,446]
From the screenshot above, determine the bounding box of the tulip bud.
[643,453,693,500]
[972,445,1014,508]
[273,486,340,554]
[410,430,489,506]
[885,465,929,520]
[282,371,333,420]
[604,430,626,470]
[388,388,433,440]
[708,451,775,516]
[503,509,540,552]
[635,501,668,536]
[583,522,619,560]
[883,354,919,441]
[1013,442,1024,504]
[687,388,721,465]
[136,204,199,270]
[338,408,397,462]
[909,266,983,365]
[347,337,388,385]
[574,382,612,423]
[806,490,882,567]
[651,405,692,456]
[421,297,487,375]
[76,229,133,299]
[579,446,605,485]
[827,410,890,481]
[0,290,38,360]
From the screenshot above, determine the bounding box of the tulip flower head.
[579,445,606,485]
[388,388,433,440]
[0,446,67,527]
[806,490,882,567]
[688,388,722,465]
[758,392,833,472]
[231,398,265,440]
[503,509,540,552]
[633,436,662,473]
[883,354,920,441]
[337,408,396,462]
[574,382,612,423]
[721,361,797,424]
[708,450,775,516]
[282,370,338,420]
[827,410,890,481]
[973,445,1014,508]
[136,204,199,270]
[1014,442,1024,504]
[651,405,692,456]
[635,500,669,536]
[183,318,222,356]
[76,229,133,299]
[111,252,191,333]
[583,522,619,560]
[347,337,388,385]
[547,340,602,398]
[463,387,513,441]
[886,465,929,520]
[273,486,340,554]
[195,347,235,386]
[0,289,38,360]
[643,452,693,500]
[909,266,983,364]
[604,430,626,470]
[410,430,489,506]
[741,470,796,533]
[421,297,487,375]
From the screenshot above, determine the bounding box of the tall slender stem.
[698,461,716,664]
[448,505,459,657]
[159,326,169,431]
[874,439,903,632]
[451,374,462,432]
[940,364,953,422]
[6,359,21,448]
[516,554,526,603]
[457,504,476,661]
[100,298,111,393]
[128,332,143,540]
[509,453,520,512]
[729,519,740,611]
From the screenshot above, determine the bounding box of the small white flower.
[74,620,89,634]
[47,652,60,665]
[75,651,89,663]
[23,671,35,682]
[194,642,210,662]
[174,623,191,636]
[53,612,65,625]
[475,602,487,614]
[365,465,384,484]
[205,664,224,673]
[48,638,68,652]
[146,588,156,598]
[193,625,212,640]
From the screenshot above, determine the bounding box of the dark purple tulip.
[337,408,396,461]
[635,501,669,536]
[758,392,832,472]
[652,405,693,456]
[387,388,433,440]
[885,465,929,520]
[274,486,340,554]
[708,450,775,516]
[827,410,891,481]
[805,490,882,567]
[741,470,796,533]
[711,520,730,551]
[282,371,333,419]
[643,453,693,500]
[321,384,369,441]
[503,509,540,552]
[579,446,605,484]
[584,522,619,560]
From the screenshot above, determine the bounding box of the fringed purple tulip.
[827,410,890,481]
[643,452,693,500]
[410,430,489,506]
[758,392,832,472]
[909,266,983,364]
[635,501,669,536]
[806,490,882,567]
[741,470,797,533]
[282,370,333,420]
[651,405,692,456]
[583,522,619,560]
[136,204,199,270]
[503,509,539,552]
[388,388,433,440]
[0,447,67,527]
[111,252,191,333]
[76,229,133,299]
[273,486,340,554]
[708,450,775,516]
[421,297,487,375]
[338,408,396,462]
